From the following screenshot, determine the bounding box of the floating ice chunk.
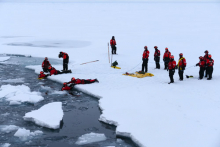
[1,113,10,116]
[0,143,11,147]
[40,85,51,90]
[50,90,67,95]
[0,57,10,62]
[23,102,64,129]
[1,78,24,83]
[0,125,19,133]
[14,128,43,141]
[9,101,22,105]
[0,85,44,104]
[75,132,107,145]
[37,82,44,85]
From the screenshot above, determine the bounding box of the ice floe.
[23,102,64,129]
[0,57,10,62]
[1,78,24,83]
[0,85,44,104]
[14,128,43,141]
[0,125,19,133]
[75,132,107,145]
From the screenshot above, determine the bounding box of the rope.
[126,61,142,73]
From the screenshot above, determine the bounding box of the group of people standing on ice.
[141,46,214,84]
[38,36,214,87]
[39,51,98,91]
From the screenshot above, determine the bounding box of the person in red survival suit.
[42,57,51,73]
[110,36,117,54]
[61,82,74,91]
[38,71,50,79]
[67,77,99,85]
[203,50,209,77]
[58,52,69,71]
[206,54,214,80]
[142,46,150,73]
[196,56,205,80]
[154,46,160,69]
[48,66,72,76]
[177,53,187,81]
[167,55,176,84]
[163,47,171,70]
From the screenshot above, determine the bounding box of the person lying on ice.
[67,77,99,85]
[42,57,51,73]
[48,66,72,76]
[38,71,50,79]
[61,82,74,91]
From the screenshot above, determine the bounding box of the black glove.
[196,63,199,66]
[154,57,156,61]
[142,58,144,61]
[175,65,178,69]
[163,58,165,61]
[167,68,168,71]
[182,66,185,70]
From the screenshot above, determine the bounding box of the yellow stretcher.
[123,72,154,78]
[111,66,121,69]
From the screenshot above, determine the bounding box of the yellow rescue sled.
[111,66,121,69]
[123,72,154,78]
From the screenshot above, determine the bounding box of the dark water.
[0,56,137,147]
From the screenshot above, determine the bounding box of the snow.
[1,78,24,83]
[14,128,43,141]
[1,1,220,147]
[23,102,64,129]
[0,57,10,62]
[0,125,19,133]
[75,132,107,145]
[0,143,11,147]
[0,85,44,104]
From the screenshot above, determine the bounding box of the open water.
[0,55,137,147]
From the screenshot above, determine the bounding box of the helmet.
[204,50,209,53]
[48,66,52,70]
[71,77,75,81]
[144,46,148,49]
[40,71,44,74]
[165,47,168,50]
[170,55,174,59]
[179,53,183,56]
[199,56,203,60]
[45,57,48,60]
[154,46,158,49]
[63,82,67,86]
[208,54,212,58]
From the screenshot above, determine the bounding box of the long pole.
[80,60,99,65]
[108,43,110,63]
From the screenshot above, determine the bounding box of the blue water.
[0,55,137,147]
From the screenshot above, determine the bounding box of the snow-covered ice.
[0,85,44,104]
[75,132,107,145]
[14,128,43,141]
[1,1,220,147]
[0,57,10,62]
[23,102,64,129]
[1,78,24,83]
[0,125,19,133]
